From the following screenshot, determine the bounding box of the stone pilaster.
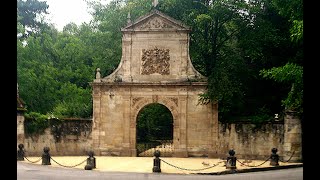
[17,112,25,147]
[283,110,302,162]
[173,96,188,157]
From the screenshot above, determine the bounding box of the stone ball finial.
[154,150,161,158]
[43,147,50,153]
[88,150,94,157]
[95,68,101,79]
[271,148,278,154]
[18,144,24,149]
[228,149,235,156]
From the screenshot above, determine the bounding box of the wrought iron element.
[279,150,296,163]
[152,150,161,172]
[161,159,223,171]
[25,156,42,163]
[50,157,87,168]
[236,157,271,167]
[17,144,25,161]
[137,140,173,157]
[85,150,96,170]
[226,149,237,170]
[41,147,51,165]
[270,148,279,166]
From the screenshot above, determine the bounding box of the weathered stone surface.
[90,9,218,157]
[17,115,25,146]
[218,123,285,159]
[17,9,302,162]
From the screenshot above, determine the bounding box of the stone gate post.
[283,110,302,162]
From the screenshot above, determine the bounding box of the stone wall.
[217,121,285,160]
[19,116,302,162]
[22,119,93,156]
[283,111,302,162]
[17,112,25,147]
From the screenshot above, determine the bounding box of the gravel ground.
[21,156,302,174]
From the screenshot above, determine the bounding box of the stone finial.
[41,147,51,165]
[17,144,25,161]
[152,150,161,172]
[226,149,237,170]
[85,150,96,170]
[152,0,158,8]
[95,68,101,79]
[270,148,279,166]
[127,12,132,25]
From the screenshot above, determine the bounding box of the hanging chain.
[160,159,223,171]
[24,156,42,163]
[50,157,87,168]
[236,157,271,167]
[279,150,295,163]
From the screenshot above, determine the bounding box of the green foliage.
[290,20,303,43]
[198,93,211,105]
[18,24,94,118]
[17,0,49,38]
[271,0,303,21]
[137,104,173,142]
[260,63,303,114]
[17,0,303,123]
[24,112,49,134]
[260,63,303,84]
[172,0,257,121]
[237,106,274,124]
[52,83,92,118]
[262,0,304,116]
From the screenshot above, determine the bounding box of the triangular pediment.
[122,9,191,32]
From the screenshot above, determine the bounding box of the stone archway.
[90,9,219,157]
[135,102,174,156]
[131,96,178,156]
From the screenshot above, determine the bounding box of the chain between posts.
[24,156,42,163]
[236,157,271,167]
[160,159,224,171]
[279,150,295,163]
[50,157,87,168]
[236,149,296,167]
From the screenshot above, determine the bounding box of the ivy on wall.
[24,112,64,135]
[24,112,49,135]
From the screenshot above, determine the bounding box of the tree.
[161,0,268,121]
[259,0,303,115]
[17,23,94,118]
[17,0,303,122]
[17,0,49,38]
[159,0,302,121]
[137,104,173,142]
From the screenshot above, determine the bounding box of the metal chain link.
[50,157,87,168]
[236,156,271,167]
[160,159,223,171]
[279,150,295,163]
[24,156,42,163]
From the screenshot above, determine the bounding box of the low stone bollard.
[152,150,161,173]
[85,150,96,170]
[226,149,237,170]
[270,148,279,166]
[17,144,25,161]
[41,147,51,165]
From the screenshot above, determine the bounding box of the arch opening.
[136,103,173,157]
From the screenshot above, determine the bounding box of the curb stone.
[194,164,303,175]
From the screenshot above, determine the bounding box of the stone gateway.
[90,9,219,157]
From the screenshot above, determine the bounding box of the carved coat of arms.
[141,47,170,75]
